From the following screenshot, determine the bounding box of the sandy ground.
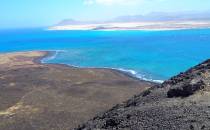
[0,51,155,130]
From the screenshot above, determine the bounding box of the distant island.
[49,12,210,31]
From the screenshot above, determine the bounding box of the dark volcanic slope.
[76,59,210,130]
[0,51,154,130]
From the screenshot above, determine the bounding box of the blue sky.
[0,0,210,29]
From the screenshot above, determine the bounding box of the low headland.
[0,51,155,130]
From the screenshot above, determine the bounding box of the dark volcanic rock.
[167,80,205,98]
[164,59,210,98]
[75,59,210,130]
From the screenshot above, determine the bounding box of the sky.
[0,0,210,29]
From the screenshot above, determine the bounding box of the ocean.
[0,28,210,83]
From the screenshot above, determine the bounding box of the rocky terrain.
[1,51,210,130]
[0,51,154,130]
[76,59,210,130]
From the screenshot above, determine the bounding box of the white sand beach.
[48,21,210,31]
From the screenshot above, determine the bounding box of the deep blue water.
[0,28,210,82]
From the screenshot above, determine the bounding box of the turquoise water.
[0,28,210,82]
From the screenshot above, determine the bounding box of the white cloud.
[84,0,95,5]
[84,0,143,6]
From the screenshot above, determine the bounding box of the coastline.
[41,50,163,83]
[48,21,210,31]
[0,50,157,84]
[0,49,158,87]
[1,50,210,130]
[0,50,155,130]
[77,53,210,130]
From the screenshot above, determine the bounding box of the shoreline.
[0,50,155,130]
[48,27,210,31]
[0,50,162,84]
[48,21,210,31]
[40,50,163,84]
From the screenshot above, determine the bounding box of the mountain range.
[56,11,210,26]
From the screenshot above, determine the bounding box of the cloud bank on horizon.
[84,0,139,5]
[1,0,210,29]
[83,0,162,6]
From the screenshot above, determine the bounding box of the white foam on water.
[118,68,138,75]
[114,68,164,83]
[41,50,67,63]
[42,51,164,83]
